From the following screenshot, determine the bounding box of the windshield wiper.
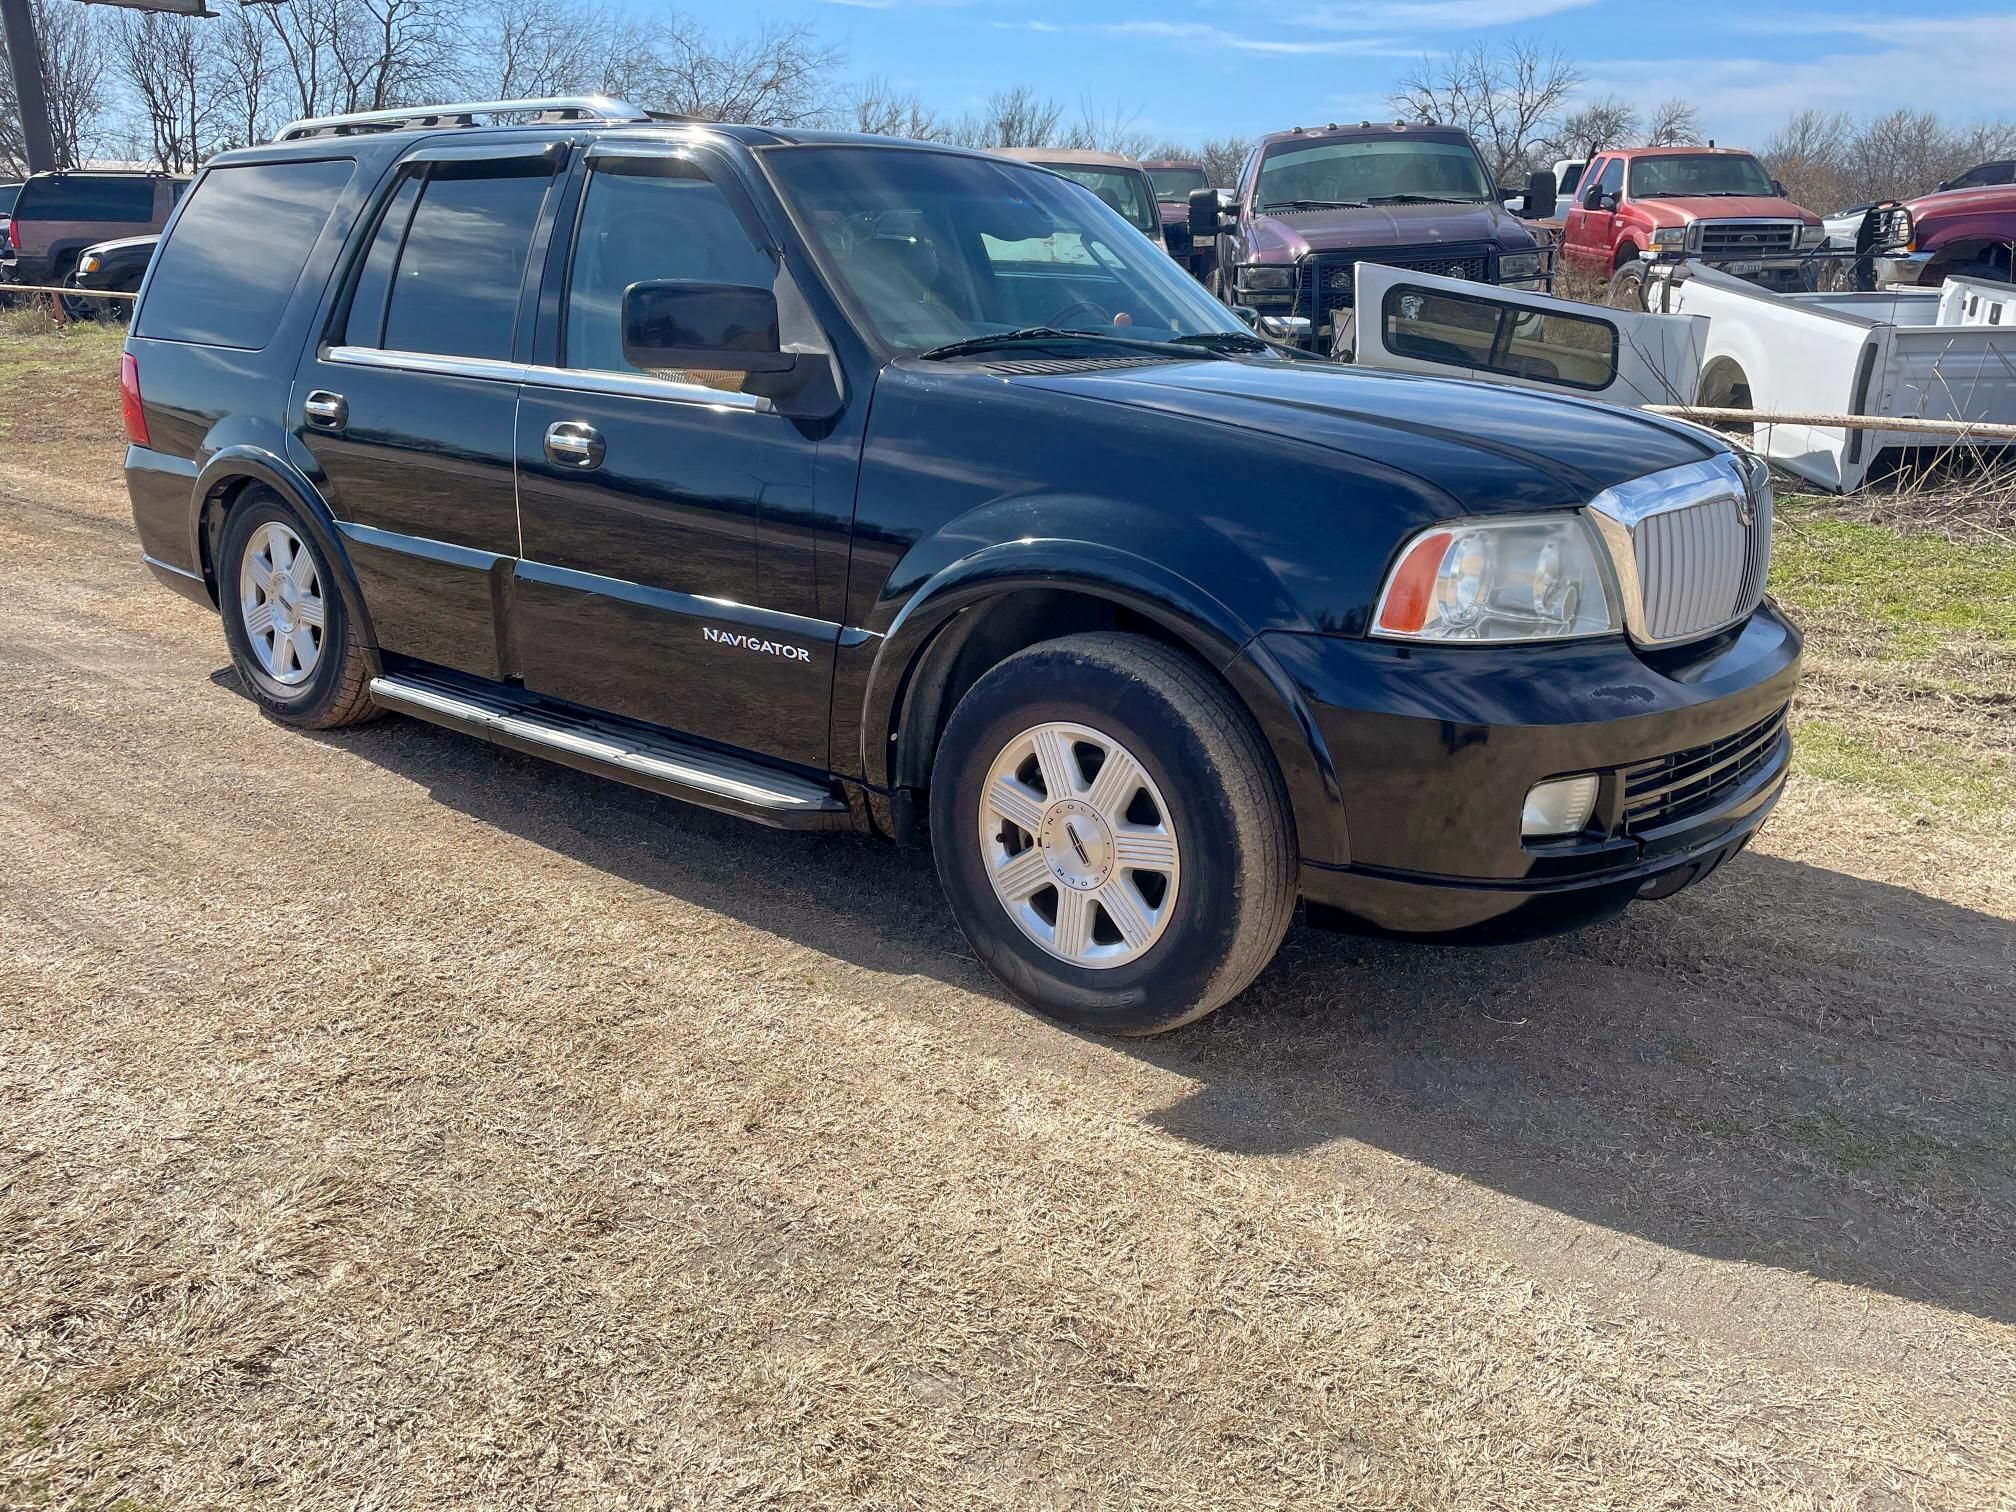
[1261,198,1368,211]
[1367,194,1487,205]
[914,327,1235,362]
[1168,330,1272,354]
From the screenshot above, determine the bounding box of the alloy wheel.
[977,721,1181,969]
[238,520,326,686]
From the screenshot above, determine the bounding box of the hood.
[1247,199,1534,261]
[79,233,159,257]
[1633,195,1818,225]
[1908,183,2016,221]
[1009,358,1719,511]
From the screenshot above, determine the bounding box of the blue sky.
[672,0,2016,149]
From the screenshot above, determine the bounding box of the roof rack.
[274,95,657,143]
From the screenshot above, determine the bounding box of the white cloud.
[990,17,1414,55]
[1299,0,1598,27]
[1587,14,2016,143]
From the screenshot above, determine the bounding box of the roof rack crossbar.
[275,95,654,142]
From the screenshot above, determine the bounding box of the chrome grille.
[1587,456,1772,646]
[1298,246,1492,322]
[1694,220,1799,257]
[1620,706,1788,834]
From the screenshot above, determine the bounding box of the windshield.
[1146,165,1206,201]
[1628,154,1775,199]
[1029,162,1159,235]
[764,146,1250,356]
[1256,138,1495,207]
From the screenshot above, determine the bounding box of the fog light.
[1522,774,1599,838]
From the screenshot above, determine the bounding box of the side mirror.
[1523,169,1557,220]
[1936,178,1955,193]
[1189,186,1236,239]
[621,280,797,375]
[1771,178,1788,198]
[1581,183,1603,212]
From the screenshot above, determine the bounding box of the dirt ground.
[2,329,2013,1509]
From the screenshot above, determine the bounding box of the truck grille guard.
[1289,241,1523,329]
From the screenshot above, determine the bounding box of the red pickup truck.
[1857,183,2016,288]
[1560,146,1826,306]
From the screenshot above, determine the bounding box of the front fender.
[192,445,381,656]
[857,535,1345,863]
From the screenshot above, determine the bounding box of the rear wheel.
[929,633,1296,1035]
[218,490,380,729]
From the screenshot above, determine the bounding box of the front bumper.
[1253,603,1802,936]
[1872,250,1936,286]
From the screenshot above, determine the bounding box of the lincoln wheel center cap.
[1039,798,1114,892]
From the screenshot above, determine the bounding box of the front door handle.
[544,420,605,469]
[303,390,347,430]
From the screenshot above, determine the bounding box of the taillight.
[5,218,18,251]
[119,352,150,447]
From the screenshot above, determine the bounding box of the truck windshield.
[1026,163,1159,235]
[1255,138,1495,208]
[1628,154,1775,198]
[764,146,1255,357]
[1146,165,1207,200]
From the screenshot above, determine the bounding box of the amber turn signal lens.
[1375,529,1452,634]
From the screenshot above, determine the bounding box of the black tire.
[929,632,1296,1035]
[217,489,380,730]
[1605,261,1647,310]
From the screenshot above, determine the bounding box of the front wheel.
[929,633,1296,1035]
[1605,261,1648,310]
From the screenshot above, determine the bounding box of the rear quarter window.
[15,176,157,221]
[135,158,356,350]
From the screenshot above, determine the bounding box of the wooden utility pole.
[1,0,58,173]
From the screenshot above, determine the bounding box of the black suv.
[125,97,1800,1035]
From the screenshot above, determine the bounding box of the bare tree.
[1060,94,1152,158]
[949,85,1065,149]
[1644,98,1701,147]
[1197,136,1250,190]
[1547,95,1636,161]
[213,7,279,150]
[846,73,942,141]
[1390,40,1582,181]
[1761,107,2016,210]
[1,0,112,171]
[642,18,841,126]
[112,9,214,172]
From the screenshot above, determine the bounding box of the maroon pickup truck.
[1860,183,2016,287]
[1188,122,1553,352]
[1142,158,1211,278]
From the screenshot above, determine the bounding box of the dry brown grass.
[2,332,2013,1510]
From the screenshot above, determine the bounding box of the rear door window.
[135,158,355,350]
[345,160,553,362]
[16,175,157,221]
[1381,282,1619,390]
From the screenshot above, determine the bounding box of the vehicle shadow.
[294,691,2016,1326]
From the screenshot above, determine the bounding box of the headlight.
[1651,226,1687,249]
[1498,250,1542,279]
[1374,516,1620,642]
[79,254,101,274]
[1797,225,1828,248]
[1239,265,1293,292]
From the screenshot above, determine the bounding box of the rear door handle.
[303,390,347,430]
[544,420,605,469]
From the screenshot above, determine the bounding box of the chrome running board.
[369,670,851,830]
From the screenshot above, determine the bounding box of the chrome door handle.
[544,420,604,469]
[303,390,347,430]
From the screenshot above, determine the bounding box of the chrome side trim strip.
[511,558,838,642]
[337,520,506,572]
[141,552,204,583]
[323,346,774,412]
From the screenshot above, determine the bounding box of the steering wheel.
[1044,298,1113,329]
